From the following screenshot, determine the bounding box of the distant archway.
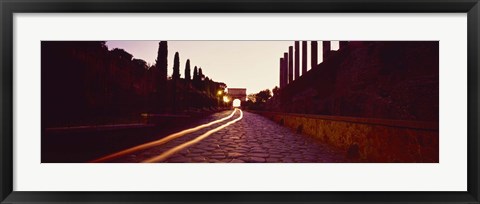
[227,88,247,107]
[233,99,241,107]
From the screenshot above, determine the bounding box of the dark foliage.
[42,41,227,127]
[198,68,204,80]
[243,89,272,110]
[193,66,198,81]
[156,41,168,82]
[172,52,180,80]
[184,59,191,81]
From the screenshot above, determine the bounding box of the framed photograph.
[1,0,479,203]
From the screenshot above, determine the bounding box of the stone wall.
[274,41,439,122]
[251,111,438,163]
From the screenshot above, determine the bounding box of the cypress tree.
[155,41,168,82]
[198,68,204,81]
[196,68,204,91]
[154,41,168,112]
[172,52,180,80]
[185,59,191,81]
[193,66,198,81]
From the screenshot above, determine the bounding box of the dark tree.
[132,58,147,68]
[193,66,203,90]
[153,41,168,112]
[111,48,133,61]
[193,66,198,81]
[256,89,272,103]
[185,59,191,81]
[198,68,204,81]
[242,89,272,110]
[132,58,148,78]
[172,52,180,80]
[272,86,280,97]
[155,41,168,82]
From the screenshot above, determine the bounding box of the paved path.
[109,109,346,163]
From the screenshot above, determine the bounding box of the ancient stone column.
[302,41,307,75]
[294,41,300,80]
[288,46,293,83]
[323,41,331,62]
[283,52,289,85]
[280,58,284,88]
[311,41,318,69]
[339,41,349,50]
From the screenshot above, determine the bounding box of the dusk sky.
[106,41,339,95]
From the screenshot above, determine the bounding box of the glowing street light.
[223,96,230,103]
[217,90,223,96]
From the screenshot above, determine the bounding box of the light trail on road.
[90,109,238,163]
[142,109,244,163]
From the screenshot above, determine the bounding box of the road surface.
[96,109,346,163]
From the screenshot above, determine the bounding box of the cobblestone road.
[110,109,346,163]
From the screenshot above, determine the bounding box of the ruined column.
[311,41,318,69]
[294,41,300,80]
[302,41,307,75]
[279,58,284,88]
[283,52,289,85]
[323,41,331,62]
[339,41,349,50]
[288,46,293,83]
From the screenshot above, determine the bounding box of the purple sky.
[106,41,339,95]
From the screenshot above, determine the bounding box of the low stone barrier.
[250,111,438,163]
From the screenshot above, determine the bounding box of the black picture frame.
[1,0,479,203]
